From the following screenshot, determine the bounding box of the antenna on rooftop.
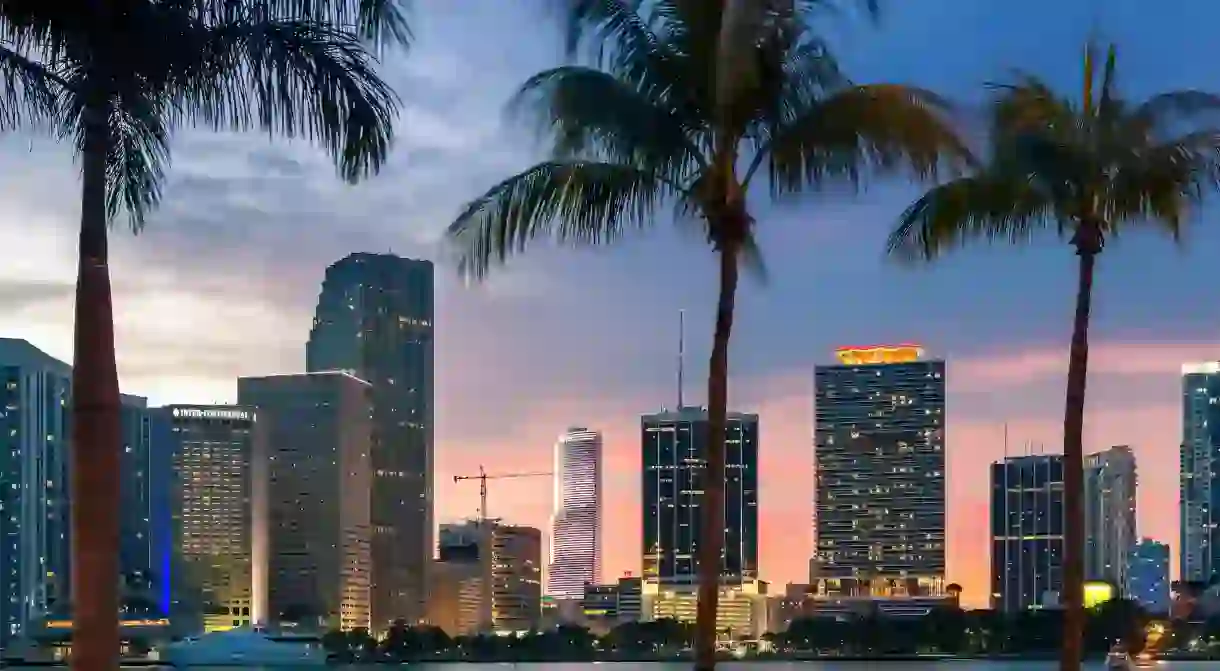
[677,309,685,409]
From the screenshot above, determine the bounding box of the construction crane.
[452,465,552,524]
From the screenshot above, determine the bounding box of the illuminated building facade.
[0,339,71,646]
[641,407,759,585]
[491,524,543,631]
[1126,539,1170,615]
[238,372,373,631]
[1182,362,1220,582]
[306,253,434,629]
[1083,445,1137,588]
[990,454,1065,612]
[435,522,489,634]
[812,345,946,597]
[151,404,260,632]
[642,579,771,638]
[547,427,602,600]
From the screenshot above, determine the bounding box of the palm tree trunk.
[71,100,121,671]
[1060,230,1098,671]
[693,241,740,671]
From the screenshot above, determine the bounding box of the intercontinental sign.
[171,407,253,421]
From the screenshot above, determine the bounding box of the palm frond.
[509,65,704,176]
[192,0,412,49]
[179,16,398,182]
[988,74,1077,140]
[886,175,1057,262]
[1133,91,1220,129]
[1105,130,1220,237]
[446,160,670,280]
[0,40,61,131]
[557,0,677,99]
[105,94,172,230]
[756,84,973,196]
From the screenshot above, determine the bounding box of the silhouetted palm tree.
[0,1,407,668]
[447,2,969,668]
[888,42,1220,671]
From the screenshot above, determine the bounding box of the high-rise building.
[434,522,490,634]
[306,253,434,629]
[812,345,946,598]
[119,394,159,594]
[151,404,260,632]
[238,372,373,631]
[490,524,543,631]
[547,427,602,600]
[1126,539,1170,615]
[990,454,1065,612]
[1084,445,1137,588]
[641,406,759,585]
[1182,362,1220,582]
[433,520,542,633]
[0,339,71,645]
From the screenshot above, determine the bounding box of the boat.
[159,627,326,667]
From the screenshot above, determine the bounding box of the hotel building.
[151,404,260,632]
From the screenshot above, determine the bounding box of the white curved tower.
[547,428,602,600]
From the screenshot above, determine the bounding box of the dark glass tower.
[640,407,759,586]
[990,454,1065,612]
[306,253,434,629]
[812,346,946,598]
[119,394,157,591]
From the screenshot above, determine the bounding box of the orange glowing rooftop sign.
[835,343,924,365]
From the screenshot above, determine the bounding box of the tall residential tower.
[1182,362,1220,582]
[1083,445,1137,588]
[306,253,435,628]
[812,344,946,598]
[547,427,603,600]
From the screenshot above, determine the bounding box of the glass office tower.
[1182,362,1220,582]
[640,407,759,585]
[307,253,434,629]
[990,454,1065,612]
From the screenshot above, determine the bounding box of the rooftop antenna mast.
[677,309,685,408]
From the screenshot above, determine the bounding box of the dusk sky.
[0,0,1217,608]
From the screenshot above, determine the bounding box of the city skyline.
[0,0,1215,611]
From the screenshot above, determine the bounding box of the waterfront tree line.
[317,599,1220,662]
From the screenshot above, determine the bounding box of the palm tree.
[446,2,969,668]
[887,42,1220,671]
[0,1,407,668]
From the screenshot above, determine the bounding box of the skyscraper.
[812,344,946,598]
[0,339,71,644]
[547,427,602,600]
[119,394,158,587]
[640,406,759,585]
[1182,362,1220,582]
[1083,445,1137,587]
[151,404,260,632]
[1126,539,1170,615]
[491,524,543,631]
[990,454,1065,612]
[306,253,434,628]
[238,372,373,631]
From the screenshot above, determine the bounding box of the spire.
[677,309,686,409]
